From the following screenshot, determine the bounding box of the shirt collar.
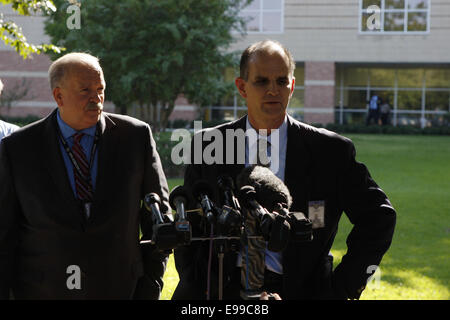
[245,115,288,144]
[57,109,97,139]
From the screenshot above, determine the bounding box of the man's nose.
[91,92,102,103]
[267,81,279,95]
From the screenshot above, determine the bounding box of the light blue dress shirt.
[241,115,288,275]
[0,120,19,142]
[56,110,99,197]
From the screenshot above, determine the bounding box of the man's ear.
[290,76,295,97]
[235,77,247,99]
[53,87,63,107]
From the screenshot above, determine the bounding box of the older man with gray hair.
[0,79,20,142]
[0,52,171,299]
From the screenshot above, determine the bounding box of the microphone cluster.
[142,165,313,253]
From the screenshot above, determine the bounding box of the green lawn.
[161,134,450,300]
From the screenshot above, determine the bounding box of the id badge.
[308,200,325,229]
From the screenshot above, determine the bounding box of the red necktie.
[72,132,94,202]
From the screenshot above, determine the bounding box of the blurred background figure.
[380,99,391,126]
[366,94,380,126]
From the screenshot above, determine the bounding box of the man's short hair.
[48,52,103,90]
[239,40,295,80]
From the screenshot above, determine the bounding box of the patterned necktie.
[241,139,271,296]
[256,138,271,167]
[72,132,94,203]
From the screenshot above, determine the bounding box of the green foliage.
[44,0,252,129]
[0,0,63,58]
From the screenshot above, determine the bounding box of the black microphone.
[169,185,192,246]
[169,185,189,221]
[192,180,217,224]
[217,174,240,211]
[217,175,242,235]
[144,193,165,225]
[239,185,290,252]
[236,165,292,212]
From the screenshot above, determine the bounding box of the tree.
[0,0,63,58]
[44,0,251,130]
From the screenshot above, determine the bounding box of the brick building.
[1,0,449,127]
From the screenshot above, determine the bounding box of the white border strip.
[304,80,335,86]
[0,71,48,78]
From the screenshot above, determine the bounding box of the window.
[240,0,284,34]
[335,65,450,127]
[359,0,430,34]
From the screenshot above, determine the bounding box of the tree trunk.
[160,101,175,132]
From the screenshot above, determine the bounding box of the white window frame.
[240,0,284,34]
[359,0,430,35]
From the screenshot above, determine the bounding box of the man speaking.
[173,40,396,300]
[0,53,171,299]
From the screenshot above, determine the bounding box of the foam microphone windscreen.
[169,185,189,209]
[236,165,292,212]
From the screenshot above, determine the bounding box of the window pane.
[426,91,450,111]
[362,0,381,8]
[263,0,282,10]
[408,12,427,31]
[425,69,450,88]
[397,68,424,88]
[397,90,422,110]
[384,12,405,31]
[245,0,261,10]
[407,0,428,9]
[262,12,281,32]
[361,12,381,32]
[241,11,260,32]
[369,68,396,87]
[346,89,368,109]
[343,68,368,87]
[294,65,304,86]
[385,0,405,9]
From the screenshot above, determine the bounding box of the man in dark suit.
[0,52,171,299]
[173,40,396,300]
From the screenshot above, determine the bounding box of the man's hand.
[260,291,281,300]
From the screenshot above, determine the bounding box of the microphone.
[192,180,217,224]
[236,165,292,212]
[169,185,192,246]
[217,175,242,235]
[237,165,313,245]
[217,174,240,211]
[144,193,165,225]
[239,185,290,252]
[169,185,189,222]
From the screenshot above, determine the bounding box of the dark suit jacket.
[173,115,396,300]
[0,109,171,299]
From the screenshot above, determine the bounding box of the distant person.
[380,100,391,126]
[0,79,20,141]
[0,53,171,299]
[366,95,380,125]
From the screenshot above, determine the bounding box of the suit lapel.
[42,109,85,227]
[89,113,117,225]
[284,115,313,213]
[224,116,247,180]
